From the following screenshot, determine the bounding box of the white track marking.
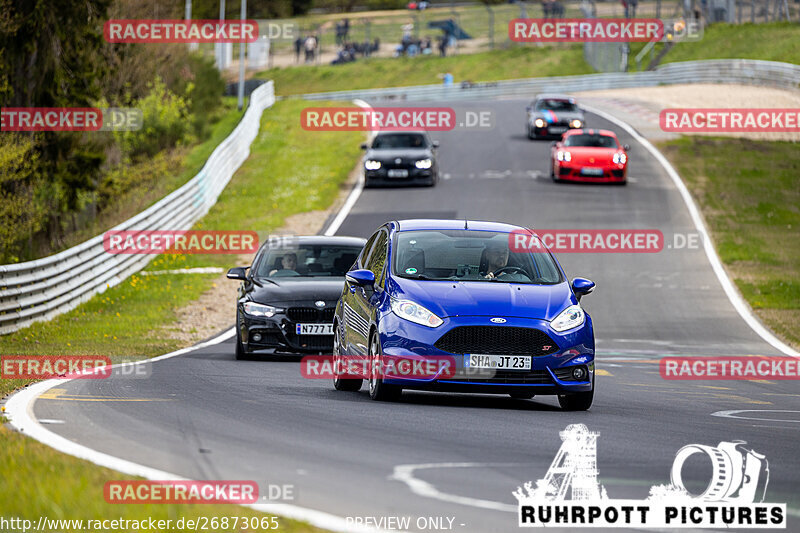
[711,409,800,423]
[323,98,371,237]
[391,463,517,512]
[5,237,394,531]
[583,104,800,359]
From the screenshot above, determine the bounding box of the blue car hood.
[389,278,575,321]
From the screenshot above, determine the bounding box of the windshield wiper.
[401,273,434,280]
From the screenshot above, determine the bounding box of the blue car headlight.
[391,298,443,328]
[244,301,284,317]
[550,304,585,332]
[415,158,433,169]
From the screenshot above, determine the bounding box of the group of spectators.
[395,30,455,57]
[331,39,381,64]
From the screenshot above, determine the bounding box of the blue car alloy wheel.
[333,219,596,410]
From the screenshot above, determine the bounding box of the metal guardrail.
[299,59,800,102]
[0,82,275,335]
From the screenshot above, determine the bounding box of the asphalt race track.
[31,100,800,532]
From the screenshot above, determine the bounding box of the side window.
[359,232,379,269]
[366,230,388,289]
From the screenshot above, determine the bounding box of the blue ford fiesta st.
[332,219,596,410]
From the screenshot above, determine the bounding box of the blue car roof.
[395,219,527,233]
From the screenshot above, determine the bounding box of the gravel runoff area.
[575,83,800,142]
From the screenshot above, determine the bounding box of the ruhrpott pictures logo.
[514,424,786,528]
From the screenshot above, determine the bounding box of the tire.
[558,378,594,411]
[550,161,559,182]
[368,331,401,401]
[527,125,534,140]
[235,326,247,360]
[509,392,536,400]
[333,325,362,391]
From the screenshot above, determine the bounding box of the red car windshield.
[564,134,618,148]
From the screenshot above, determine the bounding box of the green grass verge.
[0,99,362,531]
[659,136,800,348]
[629,22,800,71]
[260,45,592,96]
[0,426,323,533]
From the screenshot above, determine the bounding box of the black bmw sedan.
[361,131,439,187]
[227,235,366,358]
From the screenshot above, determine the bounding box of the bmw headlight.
[534,118,546,128]
[415,158,433,169]
[364,160,381,170]
[244,301,284,317]
[550,304,585,332]
[570,119,583,128]
[613,152,627,164]
[557,150,572,162]
[391,298,443,328]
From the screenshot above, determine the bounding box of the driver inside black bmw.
[227,235,366,358]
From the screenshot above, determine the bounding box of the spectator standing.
[304,35,316,63]
[294,36,303,63]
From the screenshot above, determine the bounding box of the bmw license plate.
[580,167,604,176]
[465,354,531,370]
[387,169,409,178]
[295,323,334,335]
[548,126,567,134]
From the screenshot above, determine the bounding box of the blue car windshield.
[393,230,562,284]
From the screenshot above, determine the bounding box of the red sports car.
[550,129,629,184]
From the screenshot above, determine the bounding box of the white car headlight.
[550,304,585,332]
[557,150,572,162]
[570,119,583,128]
[365,160,381,170]
[415,158,433,169]
[391,298,443,328]
[534,118,546,128]
[244,301,284,317]
[613,152,627,164]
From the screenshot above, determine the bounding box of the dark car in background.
[227,235,366,358]
[526,94,586,140]
[362,131,439,187]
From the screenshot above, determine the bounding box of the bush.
[0,135,43,263]
[114,78,190,160]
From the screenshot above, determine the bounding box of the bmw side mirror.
[572,277,595,301]
[551,141,557,147]
[346,269,375,288]
[623,144,630,151]
[360,143,368,150]
[227,266,248,280]
[525,105,532,112]
[432,141,440,148]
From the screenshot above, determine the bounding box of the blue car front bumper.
[377,313,594,394]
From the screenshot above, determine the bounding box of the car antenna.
[464,219,468,230]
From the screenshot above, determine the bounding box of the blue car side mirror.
[346,269,375,288]
[572,277,595,301]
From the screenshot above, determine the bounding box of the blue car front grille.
[444,369,553,385]
[434,326,559,356]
